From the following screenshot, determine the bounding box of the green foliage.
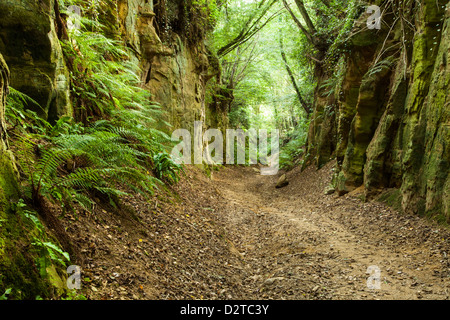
[13,199,70,279]
[1,1,192,300]
[12,123,163,213]
[153,152,185,185]
[192,0,221,27]
[60,13,171,148]
[61,290,87,300]
[0,288,11,300]
[4,15,183,215]
[32,240,70,276]
[279,119,310,170]
[6,80,176,216]
[213,0,316,135]
[228,101,251,129]
[211,0,367,173]
[6,24,180,215]
[322,0,364,66]
[319,58,345,98]
[364,56,398,82]
[61,18,166,130]
[319,78,339,97]
[5,87,51,135]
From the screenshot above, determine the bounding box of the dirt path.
[69,162,449,300]
[209,163,450,300]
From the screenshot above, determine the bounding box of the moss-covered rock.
[0,0,72,122]
[0,52,68,299]
[307,0,449,221]
[400,3,449,219]
[363,59,408,196]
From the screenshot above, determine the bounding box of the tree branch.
[216,0,278,57]
[279,36,311,115]
[293,0,317,34]
[281,0,314,45]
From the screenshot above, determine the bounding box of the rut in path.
[210,162,450,300]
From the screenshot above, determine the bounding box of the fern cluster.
[5,87,51,135]
[153,151,185,185]
[5,15,183,214]
[10,110,168,213]
[363,56,398,84]
[60,17,169,131]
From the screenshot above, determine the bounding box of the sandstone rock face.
[130,1,227,134]
[0,53,18,199]
[0,0,229,298]
[0,0,226,135]
[107,0,227,133]
[1,53,68,298]
[306,0,449,219]
[0,52,20,236]
[0,0,72,121]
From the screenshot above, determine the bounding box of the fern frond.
[72,193,96,212]
[36,148,74,190]
[93,186,129,197]
[7,87,45,114]
[52,167,103,190]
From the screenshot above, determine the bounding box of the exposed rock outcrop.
[0,0,72,122]
[0,0,226,131]
[94,0,227,134]
[306,0,449,219]
[1,52,63,299]
[0,53,18,205]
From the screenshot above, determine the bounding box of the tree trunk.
[279,36,311,116]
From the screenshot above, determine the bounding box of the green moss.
[0,149,68,299]
[336,170,349,195]
[45,265,66,296]
[406,0,444,115]
[425,208,450,226]
[377,189,402,212]
[0,151,19,201]
[0,200,70,299]
[0,243,52,299]
[0,200,50,299]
